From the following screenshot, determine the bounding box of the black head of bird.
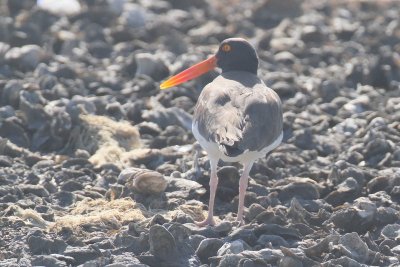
[160,38,258,89]
[215,38,259,75]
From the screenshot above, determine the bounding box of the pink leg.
[196,158,218,226]
[236,162,254,225]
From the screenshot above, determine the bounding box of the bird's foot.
[195,217,216,227]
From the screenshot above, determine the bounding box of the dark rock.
[229,228,258,246]
[119,167,168,194]
[321,256,365,267]
[381,224,400,240]
[257,234,289,248]
[149,225,178,260]
[166,177,205,199]
[0,155,12,167]
[19,90,48,131]
[61,180,84,192]
[271,81,297,98]
[135,53,169,81]
[275,177,320,202]
[107,252,148,267]
[216,166,240,201]
[196,238,224,264]
[252,0,303,28]
[337,232,369,263]
[301,25,325,43]
[27,234,67,255]
[291,129,315,150]
[113,231,149,254]
[5,45,43,71]
[1,80,23,107]
[18,184,49,197]
[189,234,206,251]
[88,41,112,59]
[319,80,340,102]
[31,255,68,267]
[330,206,374,233]
[63,246,101,266]
[254,224,301,240]
[325,177,360,206]
[52,191,76,207]
[247,203,266,222]
[0,119,30,148]
[217,239,251,256]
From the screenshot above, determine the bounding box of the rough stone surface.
[0,0,399,266]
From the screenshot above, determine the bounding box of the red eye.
[222,44,231,52]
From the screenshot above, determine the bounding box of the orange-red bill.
[160,56,217,89]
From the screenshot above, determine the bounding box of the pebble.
[119,168,168,194]
[27,233,67,255]
[63,246,101,266]
[196,238,224,264]
[135,53,169,81]
[325,177,360,206]
[31,255,68,267]
[0,0,399,266]
[149,225,177,260]
[338,232,369,263]
[5,45,43,71]
[218,240,251,256]
[275,177,320,202]
[37,0,82,16]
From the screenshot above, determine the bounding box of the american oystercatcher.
[160,38,283,226]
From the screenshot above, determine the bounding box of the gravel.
[0,0,399,266]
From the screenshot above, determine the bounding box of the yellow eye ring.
[222,44,231,52]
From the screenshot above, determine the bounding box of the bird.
[160,38,283,226]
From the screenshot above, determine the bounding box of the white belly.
[192,121,283,164]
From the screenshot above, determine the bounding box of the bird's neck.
[221,65,258,75]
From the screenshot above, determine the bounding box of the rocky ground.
[0,0,400,266]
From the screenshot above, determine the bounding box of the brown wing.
[194,71,283,157]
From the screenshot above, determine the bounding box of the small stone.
[291,129,315,150]
[216,254,242,267]
[31,255,68,267]
[229,228,258,247]
[52,191,76,207]
[1,80,23,107]
[135,53,169,81]
[325,177,360,206]
[216,166,240,201]
[381,224,400,240]
[321,256,364,267]
[149,225,178,260]
[338,232,369,263]
[37,0,82,16]
[5,45,43,71]
[319,80,340,103]
[166,177,205,199]
[275,177,320,202]
[218,240,251,256]
[301,25,325,43]
[107,252,147,267]
[18,184,49,197]
[214,221,232,235]
[257,234,289,248]
[27,235,67,255]
[189,235,206,251]
[196,238,224,264]
[64,246,101,266]
[119,4,149,28]
[252,0,303,27]
[119,168,168,195]
[61,180,84,192]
